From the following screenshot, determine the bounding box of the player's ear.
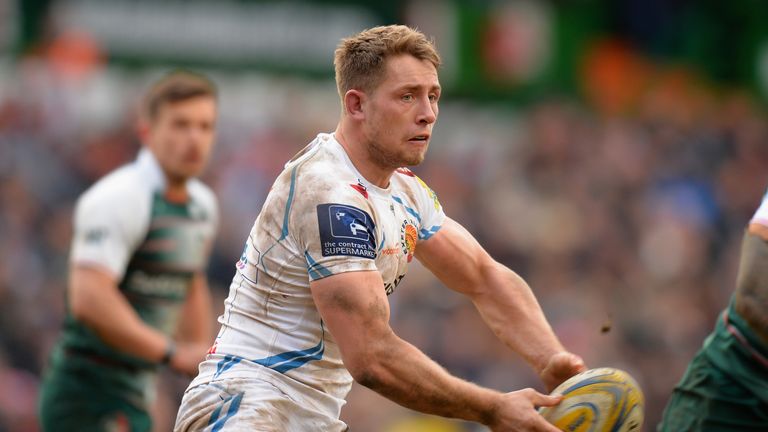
[344,89,366,120]
[136,112,151,143]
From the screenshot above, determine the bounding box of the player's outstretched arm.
[69,265,186,369]
[415,217,585,391]
[310,270,563,431]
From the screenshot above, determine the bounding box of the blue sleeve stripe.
[405,206,422,223]
[304,251,333,280]
[391,195,422,223]
[419,224,442,240]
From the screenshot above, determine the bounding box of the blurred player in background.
[659,187,768,430]
[174,25,583,432]
[38,71,219,432]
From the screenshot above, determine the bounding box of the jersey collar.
[326,133,392,197]
[136,148,169,193]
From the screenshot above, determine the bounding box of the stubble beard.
[366,132,427,170]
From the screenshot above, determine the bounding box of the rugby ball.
[539,367,644,432]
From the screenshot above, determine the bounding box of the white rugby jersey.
[71,149,218,281]
[752,186,768,227]
[194,133,446,418]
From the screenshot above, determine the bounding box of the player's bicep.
[415,217,494,295]
[68,264,121,321]
[310,270,392,374]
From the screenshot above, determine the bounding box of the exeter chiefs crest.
[400,220,418,262]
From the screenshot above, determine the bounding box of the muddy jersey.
[752,186,768,227]
[193,133,445,418]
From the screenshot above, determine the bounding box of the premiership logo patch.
[317,203,377,259]
[400,220,418,262]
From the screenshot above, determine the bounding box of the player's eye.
[428,94,439,103]
[172,118,190,129]
[199,121,213,132]
[402,94,413,102]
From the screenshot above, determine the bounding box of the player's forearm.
[74,297,170,362]
[471,263,564,374]
[353,332,502,425]
[69,267,171,363]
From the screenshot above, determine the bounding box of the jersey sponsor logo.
[350,180,369,199]
[400,220,418,262]
[84,227,107,243]
[381,247,400,256]
[317,203,377,259]
[236,242,248,270]
[384,273,405,295]
[124,270,189,299]
[235,239,260,283]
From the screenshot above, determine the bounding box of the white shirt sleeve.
[412,174,446,242]
[291,177,379,281]
[70,181,150,280]
[751,188,768,227]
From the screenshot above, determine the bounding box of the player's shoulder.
[392,167,429,187]
[77,160,152,212]
[392,167,420,185]
[392,167,440,205]
[292,134,360,190]
[187,179,218,213]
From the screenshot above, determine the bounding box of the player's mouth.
[408,134,430,144]
[184,154,202,164]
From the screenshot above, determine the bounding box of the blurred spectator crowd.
[1,53,768,431]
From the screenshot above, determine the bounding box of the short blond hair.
[334,25,441,101]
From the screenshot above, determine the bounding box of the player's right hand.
[487,388,562,432]
[170,342,208,377]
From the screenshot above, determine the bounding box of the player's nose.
[416,97,437,125]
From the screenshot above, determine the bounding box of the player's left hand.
[539,351,586,392]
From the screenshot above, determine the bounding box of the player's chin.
[401,152,427,167]
[402,143,428,165]
[174,163,206,179]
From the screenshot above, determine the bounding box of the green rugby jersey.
[52,148,218,405]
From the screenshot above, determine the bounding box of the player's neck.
[335,126,393,189]
[163,177,189,204]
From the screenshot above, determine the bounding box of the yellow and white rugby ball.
[539,367,644,432]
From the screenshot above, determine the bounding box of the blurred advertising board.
[13,0,768,102]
